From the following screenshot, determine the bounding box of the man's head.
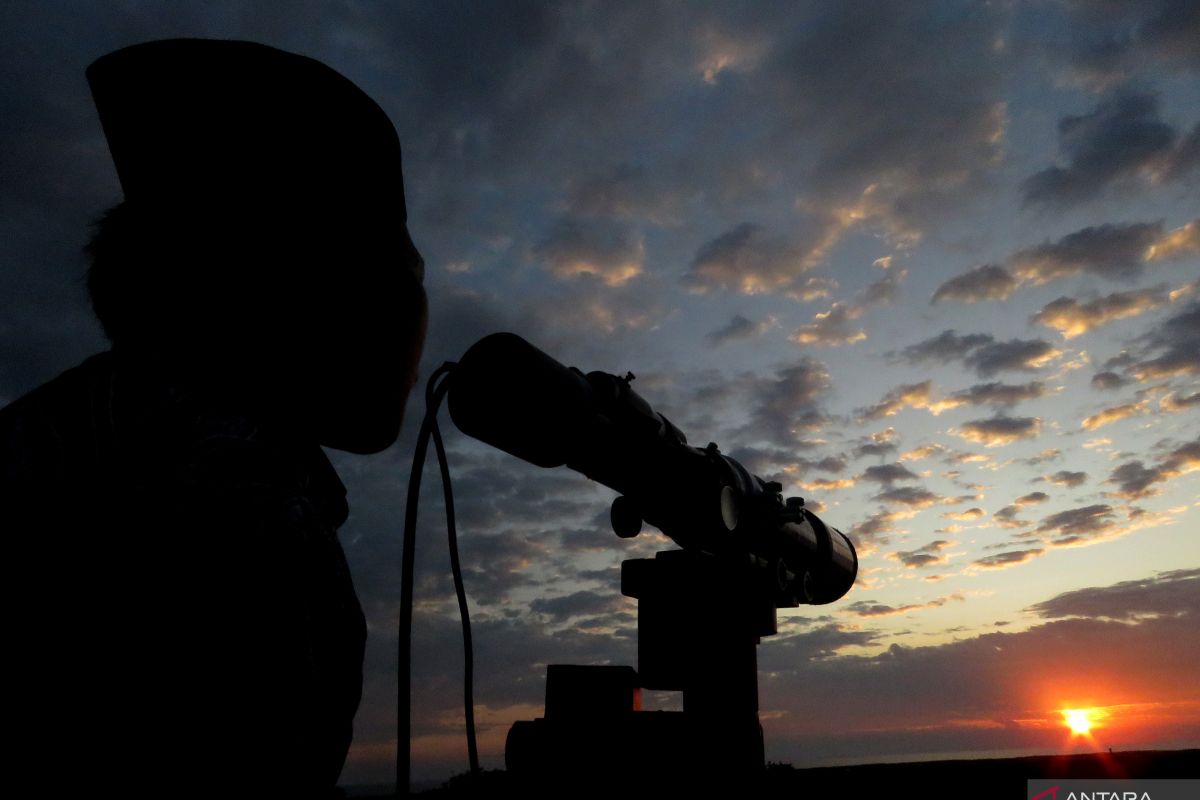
[86,39,426,454]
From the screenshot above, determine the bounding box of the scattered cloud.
[955,416,1042,447]
[1081,400,1147,430]
[564,162,690,225]
[873,486,943,509]
[858,381,934,420]
[892,331,1062,377]
[1037,503,1120,546]
[1028,568,1200,620]
[993,505,1031,529]
[1107,435,1200,499]
[1145,219,1200,262]
[890,539,955,569]
[1009,222,1163,284]
[973,548,1045,569]
[859,463,921,485]
[942,381,1049,410]
[931,264,1016,304]
[528,590,622,622]
[1125,300,1200,379]
[706,313,779,347]
[899,444,947,462]
[859,266,908,307]
[789,302,867,346]
[853,427,900,459]
[1047,470,1089,488]
[535,216,644,285]
[1091,370,1131,391]
[1021,92,1195,207]
[743,359,833,443]
[1032,287,1169,339]
[1160,389,1200,412]
[845,593,964,617]
[966,339,1065,377]
[786,276,839,302]
[684,222,816,295]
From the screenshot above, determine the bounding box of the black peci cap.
[87,38,419,277]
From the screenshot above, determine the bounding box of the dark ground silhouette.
[353,749,1196,798]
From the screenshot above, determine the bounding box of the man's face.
[310,223,428,454]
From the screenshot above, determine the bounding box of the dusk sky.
[2,1,1198,789]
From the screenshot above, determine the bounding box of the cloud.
[743,359,833,443]
[706,313,779,347]
[872,486,943,509]
[1023,449,1063,466]
[954,416,1042,447]
[535,216,644,285]
[1037,503,1122,545]
[1107,435,1200,499]
[564,162,690,225]
[899,443,947,462]
[892,330,992,365]
[1052,1,1200,86]
[943,381,1050,410]
[859,267,907,307]
[892,331,1062,377]
[859,463,920,485]
[857,381,933,420]
[844,593,963,617]
[1028,568,1200,621]
[1090,370,1131,391]
[890,539,954,569]
[788,302,867,346]
[972,548,1045,569]
[528,590,622,622]
[1160,389,1200,412]
[861,380,1049,421]
[935,221,1196,308]
[1009,222,1163,284]
[1015,491,1050,506]
[1032,287,1169,339]
[931,264,1016,304]
[993,505,1030,529]
[787,276,840,302]
[1021,92,1193,207]
[849,510,905,547]
[798,477,856,492]
[1081,400,1146,430]
[942,508,985,521]
[965,339,1064,377]
[852,427,900,459]
[683,222,816,294]
[1125,300,1200,379]
[1145,219,1200,261]
[1047,470,1089,488]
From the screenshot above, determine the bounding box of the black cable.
[431,403,480,775]
[398,362,453,796]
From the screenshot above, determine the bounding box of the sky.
[1,0,1198,789]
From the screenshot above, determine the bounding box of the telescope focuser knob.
[610,495,643,539]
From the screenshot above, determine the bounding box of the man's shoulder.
[0,352,116,485]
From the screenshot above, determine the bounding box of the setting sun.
[1063,709,1094,735]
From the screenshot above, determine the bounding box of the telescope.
[448,332,857,608]
[435,332,858,789]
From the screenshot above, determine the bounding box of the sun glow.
[1063,708,1093,735]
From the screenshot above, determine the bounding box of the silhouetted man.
[1,39,426,796]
